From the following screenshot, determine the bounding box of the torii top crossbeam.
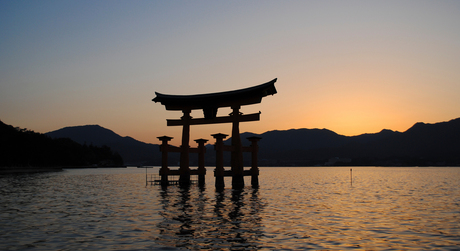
[153,78,277,119]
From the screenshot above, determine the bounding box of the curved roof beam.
[153,78,277,114]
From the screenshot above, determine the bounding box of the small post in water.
[350,168,353,185]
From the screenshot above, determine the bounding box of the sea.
[1,167,459,250]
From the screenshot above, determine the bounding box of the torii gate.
[153,78,277,188]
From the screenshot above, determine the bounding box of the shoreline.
[0,167,63,175]
[0,166,129,175]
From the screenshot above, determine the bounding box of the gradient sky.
[1,1,460,145]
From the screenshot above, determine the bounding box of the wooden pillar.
[212,133,228,189]
[231,105,244,189]
[194,138,208,187]
[157,136,173,186]
[247,136,261,188]
[179,109,192,186]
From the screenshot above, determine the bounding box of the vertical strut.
[179,109,191,186]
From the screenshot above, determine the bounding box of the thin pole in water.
[350,168,353,186]
[145,166,148,186]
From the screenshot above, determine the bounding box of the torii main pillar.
[231,105,245,188]
[179,109,191,186]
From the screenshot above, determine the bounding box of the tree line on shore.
[0,120,123,168]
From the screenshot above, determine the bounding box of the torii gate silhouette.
[153,78,277,189]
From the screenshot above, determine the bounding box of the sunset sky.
[1,1,460,145]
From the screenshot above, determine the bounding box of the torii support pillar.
[212,133,228,189]
[247,136,261,188]
[158,136,173,186]
[194,138,208,187]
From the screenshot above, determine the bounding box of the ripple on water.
[1,167,460,250]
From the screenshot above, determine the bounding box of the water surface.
[1,167,459,250]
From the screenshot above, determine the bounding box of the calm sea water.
[1,167,459,250]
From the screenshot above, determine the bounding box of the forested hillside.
[0,121,123,168]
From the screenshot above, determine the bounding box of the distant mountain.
[242,118,460,166]
[232,127,400,153]
[349,118,460,164]
[46,125,165,166]
[219,127,400,166]
[46,117,460,167]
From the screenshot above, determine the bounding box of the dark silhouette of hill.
[223,128,401,166]
[46,125,164,166]
[45,117,460,167]
[336,118,460,166]
[238,118,460,166]
[231,128,400,153]
[0,121,123,169]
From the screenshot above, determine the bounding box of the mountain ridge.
[46,125,160,166]
[45,117,460,166]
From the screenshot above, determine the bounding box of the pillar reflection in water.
[155,186,264,250]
